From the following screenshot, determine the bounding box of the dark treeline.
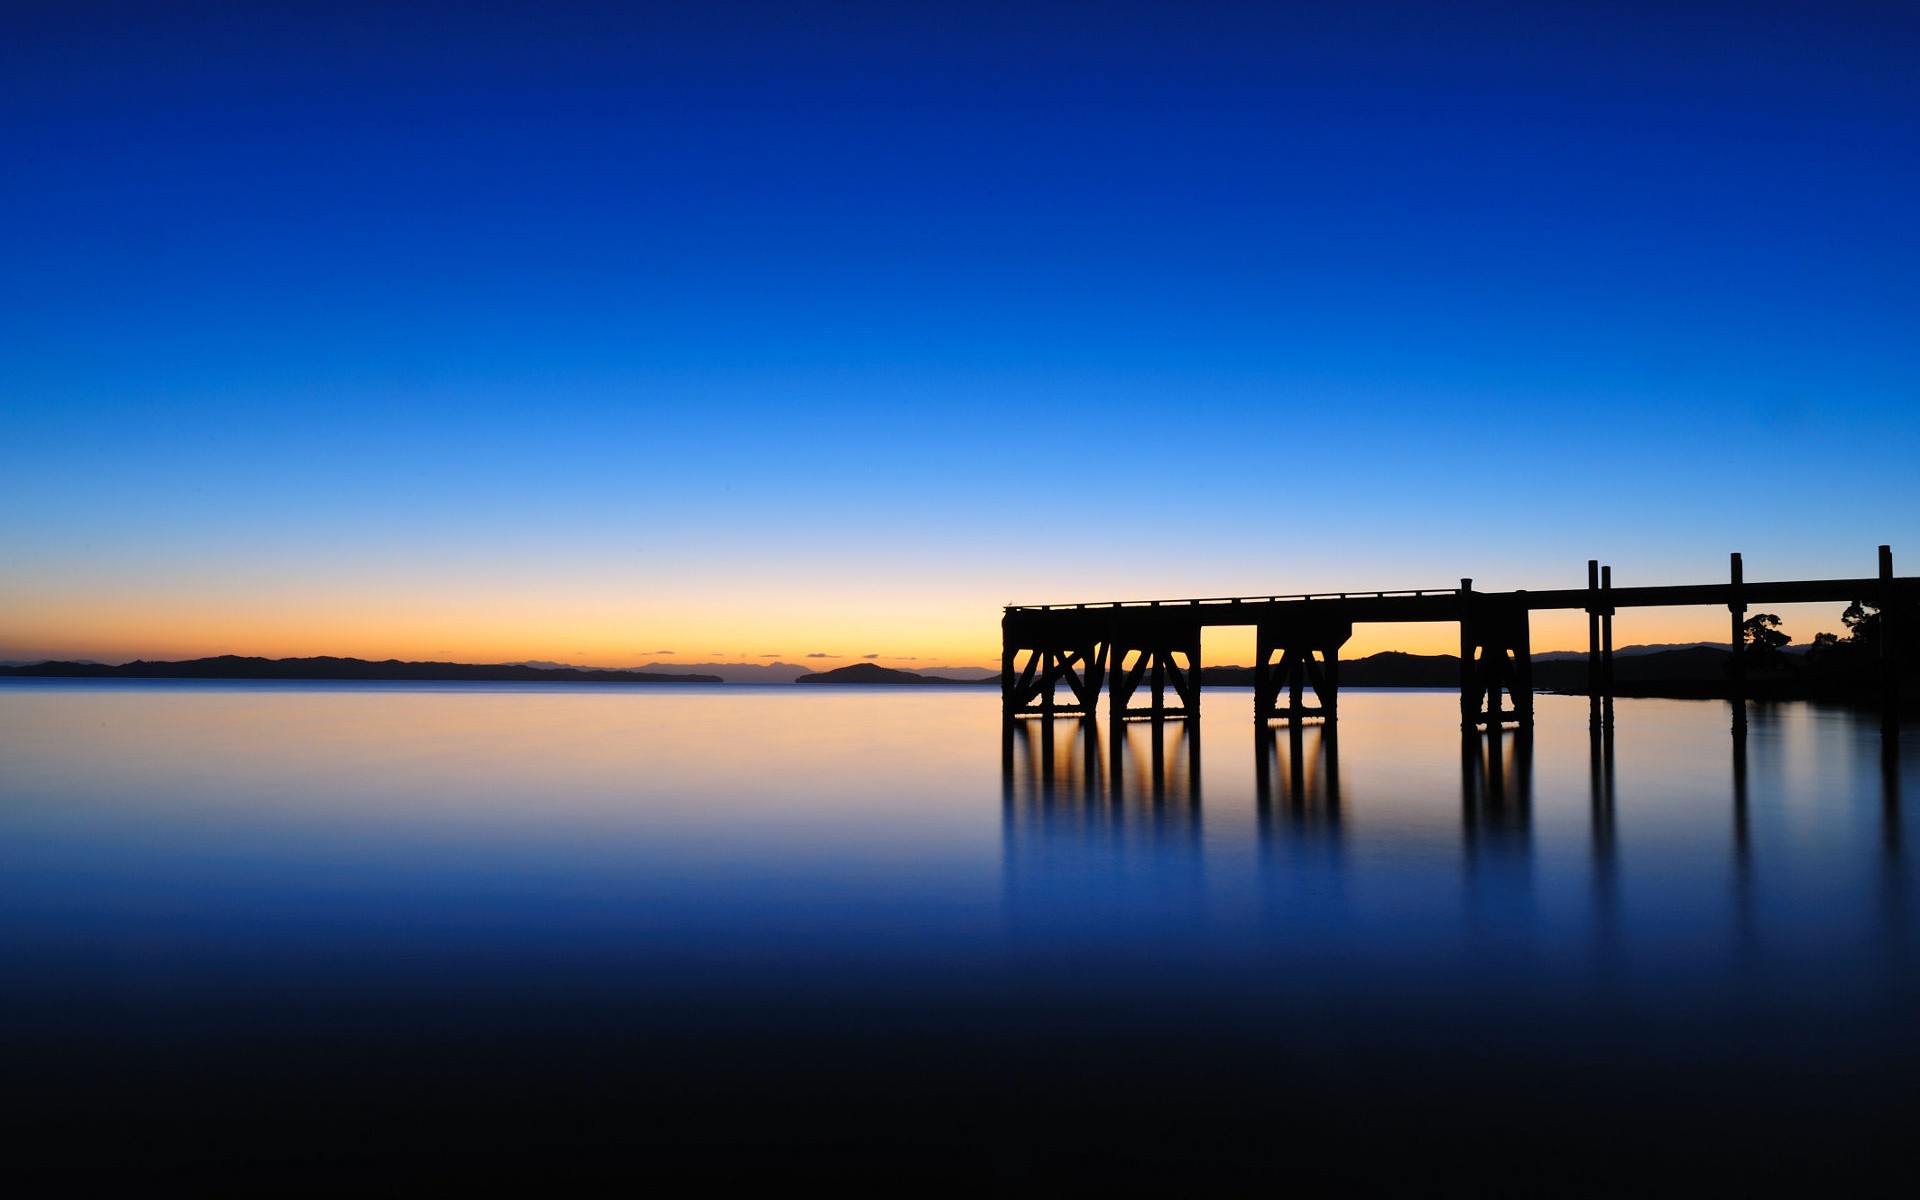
[1714,597,1920,700]
[1197,596,1920,701]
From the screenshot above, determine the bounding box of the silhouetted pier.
[1004,546,1914,730]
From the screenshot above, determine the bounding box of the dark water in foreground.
[2,682,1914,1186]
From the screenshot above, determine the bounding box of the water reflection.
[1254,723,1341,829]
[1001,714,1104,803]
[1001,718,1204,955]
[1588,716,1617,862]
[1460,725,1532,840]
[1001,717,1200,811]
[4,684,1918,1182]
[1001,696,1919,1052]
[1885,726,1903,853]
[1590,713,1621,973]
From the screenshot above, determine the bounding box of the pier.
[1004,546,1915,730]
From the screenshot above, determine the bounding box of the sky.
[4,1,1916,667]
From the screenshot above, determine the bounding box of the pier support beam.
[1109,615,1201,723]
[1459,580,1533,728]
[1001,609,1108,722]
[1254,615,1353,725]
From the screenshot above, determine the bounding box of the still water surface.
[2,682,1913,1183]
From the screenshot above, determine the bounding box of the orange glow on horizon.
[1,599,1863,669]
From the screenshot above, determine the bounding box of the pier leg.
[1460,590,1533,728]
[1109,620,1201,723]
[1255,618,1351,725]
[1151,652,1165,723]
[1001,611,1108,723]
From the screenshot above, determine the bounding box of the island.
[794,663,997,685]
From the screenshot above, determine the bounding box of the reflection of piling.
[1107,718,1201,809]
[1256,722,1341,826]
[1880,732,1906,983]
[1002,718,1105,808]
[1732,721,1749,856]
[1461,725,1534,957]
[1882,727,1902,854]
[1589,711,1619,971]
[1729,716,1759,969]
[1588,715,1615,857]
[1461,725,1533,842]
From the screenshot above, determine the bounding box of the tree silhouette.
[1741,612,1790,653]
[1805,596,1918,686]
[1842,600,1881,647]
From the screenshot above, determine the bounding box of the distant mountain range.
[630,661,998,683]
[0,656,721,684]
[634,661,820,684]
[0,645,1831,696]
[505,660,822,684]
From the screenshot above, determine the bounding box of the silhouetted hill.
[0,656,721,684]
[1340,651,1462,686]
[1199,666,1255,686]
[794,663,993,685]
[1531,646,1734,691]
[1536,642,1721,662]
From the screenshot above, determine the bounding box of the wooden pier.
[1004,546,1915,730]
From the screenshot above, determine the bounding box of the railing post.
[1601,565,1615,728]
[1586,560,1601,707]
[1881,545,1898,740]
[1458,578,1476,729]
[1729,552,1747,737]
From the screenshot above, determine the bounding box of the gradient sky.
[4,1,1916,666]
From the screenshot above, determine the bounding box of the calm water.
[3,681,1914,1184]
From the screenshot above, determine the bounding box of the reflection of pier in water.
[1461,725,1532,843]
[1255,723,1341,830]
[1001,717,1199,812]
[1003,705,1909,888]
[1002,700,1912,1033]
[1004,715,1546,844]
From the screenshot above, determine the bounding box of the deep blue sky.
[4,1,1916,663]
